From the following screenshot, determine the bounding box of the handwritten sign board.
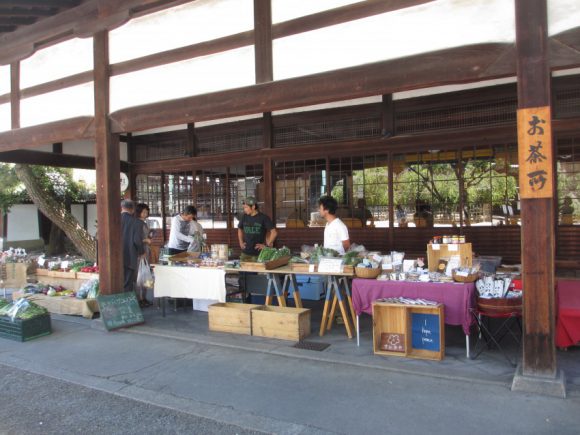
[380,332,406,353]
[97,292,144,331]
[317,258,344,274]
[517,106,553,199]
[411,313,440,352]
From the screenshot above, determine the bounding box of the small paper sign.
[448,244,458,252]
[380,332,406,353]
[61,261,70,269]
[431,244,441,251]
[318,258,344,274]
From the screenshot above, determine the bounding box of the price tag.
[318,258,344,274]
[37,257,45,266]
[456,271,469,277]
[309,264,315,273]
[382,263,393,270]
[431,244,441,251]
[61,261,70,269]
[448,244,458,252]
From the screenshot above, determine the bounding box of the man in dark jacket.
[121,199,145,293]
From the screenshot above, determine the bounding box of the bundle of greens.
[0,299,48,320]
[257,247,291,263]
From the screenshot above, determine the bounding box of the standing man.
[319,195,351,254]
[121,199,145,293]
[238,197,277,260]
[167,205,198,256]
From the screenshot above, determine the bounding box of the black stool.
[470,308,522,367]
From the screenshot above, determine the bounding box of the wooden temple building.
[0,0,578,394]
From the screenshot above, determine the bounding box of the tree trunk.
[14,164,96,261]
[46,223,65,256]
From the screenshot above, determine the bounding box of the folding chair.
[470,308,522,367]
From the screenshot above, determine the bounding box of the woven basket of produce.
[452,272,479,283]
[476,295,522,315]
[355,267,381,279]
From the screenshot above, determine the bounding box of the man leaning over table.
[319,195,351,255]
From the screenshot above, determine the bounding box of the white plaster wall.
[6,204,40,241]
[86,204,98,237]
[63,139,94,157]
[71,204,85,229]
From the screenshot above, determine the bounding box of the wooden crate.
[240,255,291,271]
[35,268,49,277]
[76,272,99,281]
[208,302,262,335]
[251,306,311,341]
[48,270,77,279]
[372,302,445,361]
[290,263,313,272]
[427,243,472,272]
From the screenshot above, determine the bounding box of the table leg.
[162,297,166,318]
[327,294,338,331]
[265,274,273,306]
[282,275,290,300]
[319,277,332,336]
[465,335,470,359]
[271,274,286,307]
[331,276,353,339]
[341,277,356,325]
[357,315,360,347]
[289,274,302,308]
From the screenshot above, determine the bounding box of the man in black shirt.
[237,197,277,259]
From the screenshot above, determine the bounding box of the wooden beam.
[0,116,94,151]
[10,61,19,129]
[0,149,130,171]
[515,0,557,378]
[254,0,272,84]
[93,30,123,295]
[132,123,518,174]
[110,42,510,133]
[0,8,56,17]
[0,0,195,65]
[0,17,38,26]
[0,1,79,7]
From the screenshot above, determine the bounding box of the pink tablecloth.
[352,279,476,335]
[556,280,580,348]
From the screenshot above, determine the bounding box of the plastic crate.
[0,313,52,342]
[290,275,326,301]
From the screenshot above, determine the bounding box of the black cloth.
[237,212,274,256]
[122,212,145,272]
[167,248,186,256]
[123,268,136,293]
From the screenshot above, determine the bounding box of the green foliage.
[0,163,91,212]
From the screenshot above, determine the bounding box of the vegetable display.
[0,299,48,320]
[257,247,291,263]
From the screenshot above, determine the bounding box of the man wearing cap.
[121,199,145,293]
[238,197,277,259]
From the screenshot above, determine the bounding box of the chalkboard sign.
[411,313,441,352]
[97,292,144,331]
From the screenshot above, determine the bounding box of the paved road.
[0,366,263,435]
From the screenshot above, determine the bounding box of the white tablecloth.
[153,266,226,310]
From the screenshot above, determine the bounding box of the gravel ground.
[0,365,265,435]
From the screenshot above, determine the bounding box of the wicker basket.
[452,272,479,283]
[355,267,381,279]
[476,295,522,315]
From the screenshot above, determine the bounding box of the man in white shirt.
[319,196,351,255]
[167,205,198,255]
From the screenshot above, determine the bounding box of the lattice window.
[134,139,187,162]
[135,174,163,217]
[395,97,517,134]
[192,168,228,229]
[274,159,327,228]
[229,165,264,228]
[557,136,580,225]
[197,128,263,155]
[554,87,580,119]
[274,116,381,147]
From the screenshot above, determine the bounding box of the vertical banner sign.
[517,106,553,199]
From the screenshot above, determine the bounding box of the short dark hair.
[319,195,338,215]
[135,203,149,217]
[183,205,197,216]
[121,199,134,210]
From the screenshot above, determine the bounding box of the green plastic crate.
[0,313,52,342]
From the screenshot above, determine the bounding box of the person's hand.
[240,241,247,250]
[255,243,266,251]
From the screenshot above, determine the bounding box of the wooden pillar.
[94,31,123,295]
[10,62,19,129]
[515,0,557,378]
[254,0,273,84]
[263,157,274,221]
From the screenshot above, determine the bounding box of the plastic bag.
[136,258,154,290]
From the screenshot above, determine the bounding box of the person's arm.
[134,219,145,256]
[266,228,278,247]
[237,228,246,250]
[255,216,277,250]
[173,217,194,243]
[340,223,351,252]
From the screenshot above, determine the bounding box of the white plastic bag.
[136,258,154,289]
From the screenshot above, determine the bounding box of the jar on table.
[459,235,466,244]
[452,235,460,244]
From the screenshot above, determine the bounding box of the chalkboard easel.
[372,302,445,361]
[97,292,144,331]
